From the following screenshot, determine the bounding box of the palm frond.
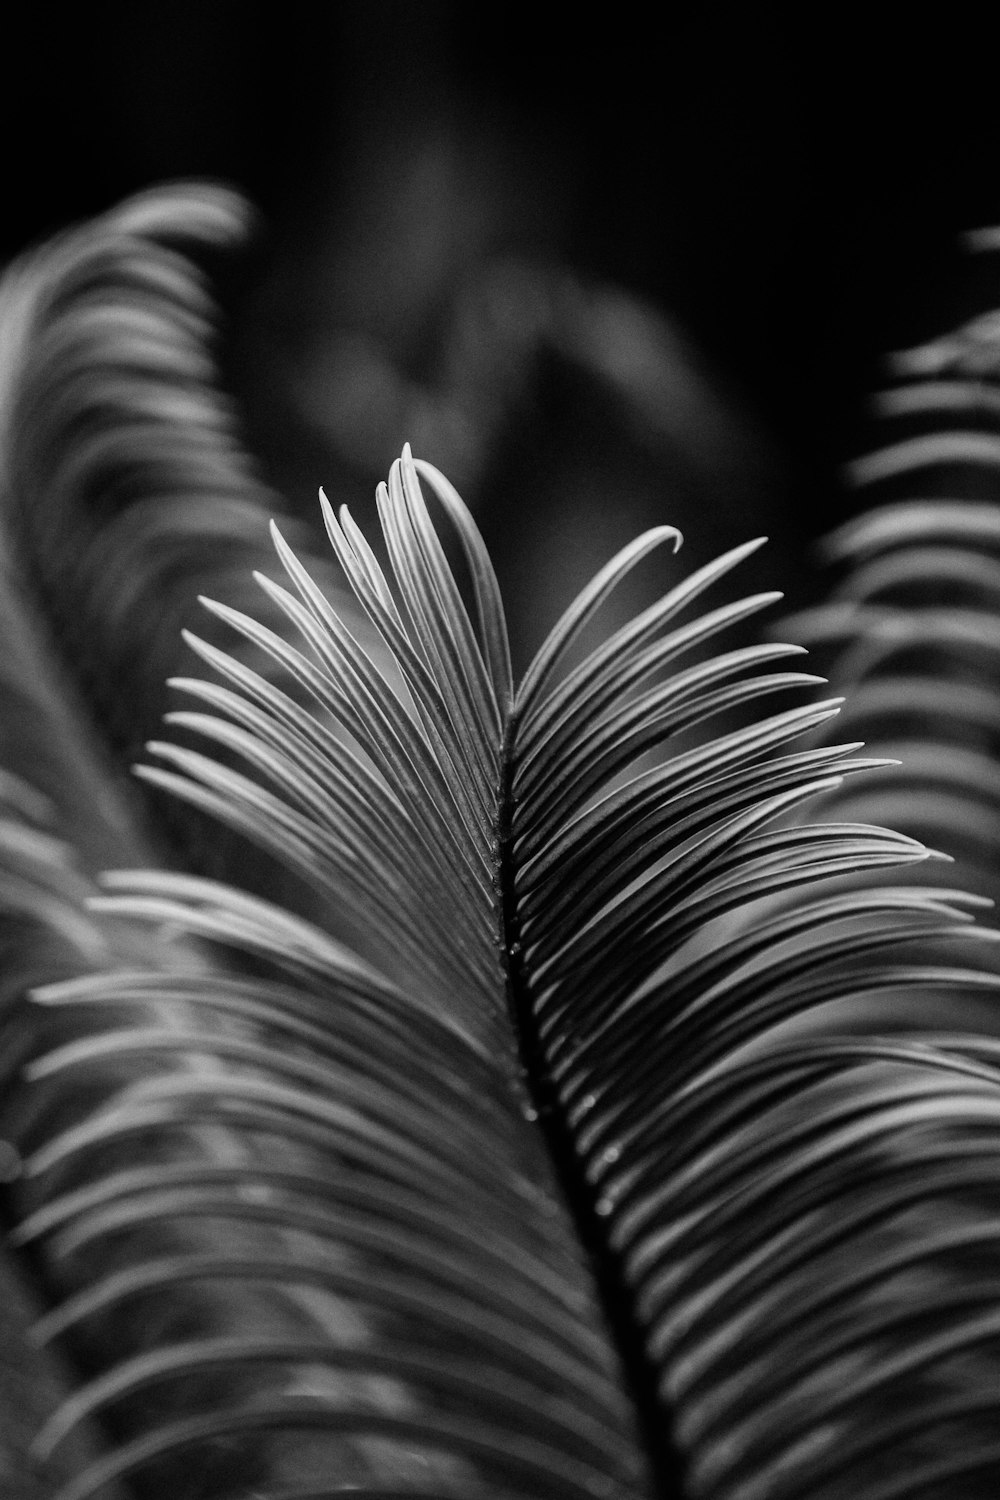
[9,441,1000,1500]
[0,180,352,890]
[782,242,1000,904]
[5,186,1000,1500]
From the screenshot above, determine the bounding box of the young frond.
[5,175,1000,1500]
[7,446,998,1500]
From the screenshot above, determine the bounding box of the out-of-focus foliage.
[786,240,1000,913]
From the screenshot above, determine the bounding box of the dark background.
[6,4,1000,661]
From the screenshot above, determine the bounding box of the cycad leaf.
[785,260,1000,904]
[0,179,354,897]
[14,442,1000,1500]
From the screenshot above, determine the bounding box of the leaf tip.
[196,593,229,622]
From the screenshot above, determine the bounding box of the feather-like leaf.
[787,266,1000,906]
[0,180,361,903]
[9,439,996,1500]
[6,188,1000,1500]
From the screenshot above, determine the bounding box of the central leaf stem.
[496,725,687,1500]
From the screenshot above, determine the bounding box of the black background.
[6,4,1000,656]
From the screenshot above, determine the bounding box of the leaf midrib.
[496,715,687,1500]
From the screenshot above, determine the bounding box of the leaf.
[0,179,356,900]
[7,437,997,1500]
[785,280,1000,908]
[5,187,1000,1500]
